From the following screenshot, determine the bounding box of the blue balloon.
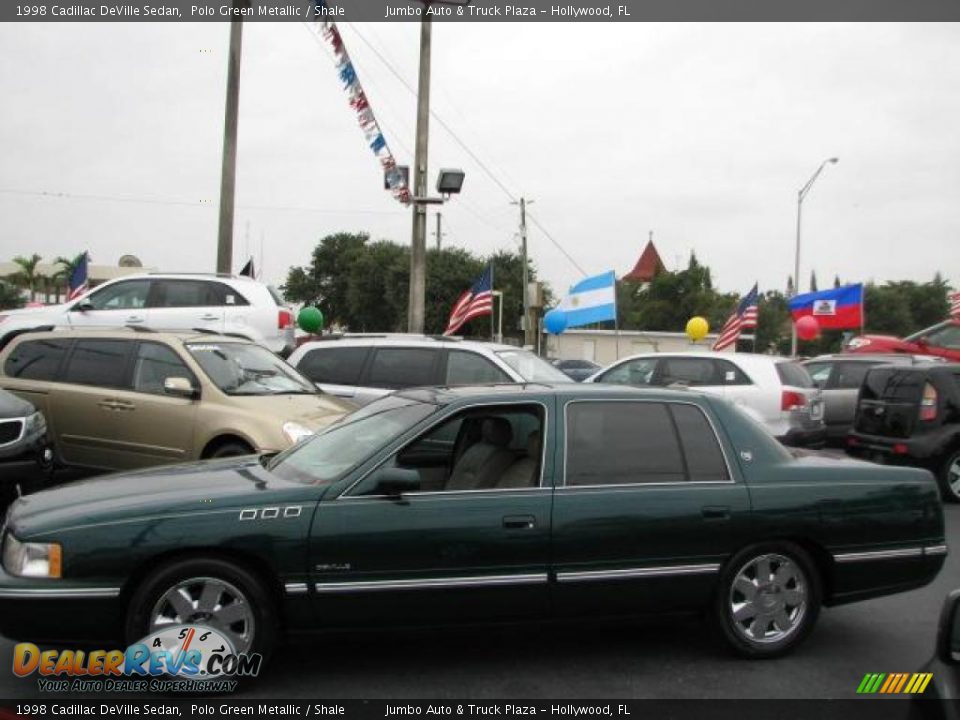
[544,309,568,335]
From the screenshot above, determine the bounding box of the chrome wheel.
[149,576,255,654]
[947,455,960,500]
[728,553,808,645]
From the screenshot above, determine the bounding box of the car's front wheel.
[714,542,821,658]
[938,450,960,504]
[126,557,278,661]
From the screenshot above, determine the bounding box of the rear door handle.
[125,315,145,324]
[701,505,731,521]
[113,401,135,411]
[200,314,219,321]
[503,515,536,530]
[97,399,117,410]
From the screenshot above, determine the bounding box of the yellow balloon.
[686,316,709,342]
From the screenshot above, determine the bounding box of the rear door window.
[860,369,925,403]
[63,340,133,388]
[670,403,729,481]
[150,280,241,308]
[444,350,511,385]
[366,348,438,389]
[833,362,874,390]
[297,347,370,386]
[3,339,71,381]
[658,357,721,387]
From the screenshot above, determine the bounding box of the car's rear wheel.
[207,441,255,459]
[125,557,278,661]
[714,542,821,658]
[938,450,960,504]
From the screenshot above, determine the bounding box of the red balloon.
[795,315,820,341]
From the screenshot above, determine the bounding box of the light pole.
[791,156,838,356]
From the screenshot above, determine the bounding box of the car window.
[861,369,925,403]
[717,360,752,386]
[658,357,720,387]
[297,347,370,386]
[352,403,545,495]
[445,350,511,385]
[187,342,315,395]
[3,339,71,381]
[804,362,833,388]
[84,280,150,311]
[150,280,245,308]
[775,361,814,388]
[494,349,569,382]
[925,325,960,350]
[566,401,685,485]
[670,404,729,481]
[366,348,437,389]
[132,342,196,395]
[599,357,657,385]
[63,340,132,388]
[834,362,874,390]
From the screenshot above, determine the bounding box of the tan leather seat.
[446,418,516,491]
[495,430,541,489]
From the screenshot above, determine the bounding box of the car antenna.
[14,483,22,498]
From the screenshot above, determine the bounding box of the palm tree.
[8,254,43,302]
[0,280,25,310]
[51,253,87,303]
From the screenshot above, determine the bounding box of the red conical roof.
[624,240,666,282]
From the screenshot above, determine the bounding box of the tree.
[7,254,43,302]
[809,270,818,293]
[51,253,88,303]
[833,275,842,289]
[0,281,24,311]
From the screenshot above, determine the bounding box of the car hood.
[227,393,353,430]
[0,389,34,419]
[847,335,916,352]
[0,304,68,320]
[6,456,312,537]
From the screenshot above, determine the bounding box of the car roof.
[105,272,261,283]
[394,382,705,405]
[295,335,520,353]
[864,362,960,376]
[806,353,939,364]
[4,327,255,345]
[608,350,793,368]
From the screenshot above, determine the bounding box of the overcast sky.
[0,22,958,300]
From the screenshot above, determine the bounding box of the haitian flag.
[788,283,864,330]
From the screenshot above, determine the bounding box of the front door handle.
[503,515,536,530]
[200,314,219,321]
[701,505,731,521]
[125,315,145,324]
[112,401,135,411]
[97,399,118,410]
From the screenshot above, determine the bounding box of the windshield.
[495,349,570,382]
[187,342,316,396]
[267,396,438,485]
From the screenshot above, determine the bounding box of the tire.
[207,441,255,459]
[938,450,960,504]
[125,557,279,663]
[713,541,821,659]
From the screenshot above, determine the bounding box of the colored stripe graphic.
[857,673,932,694]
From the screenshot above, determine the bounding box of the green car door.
[551,398,752,617]
[308,398,555,628]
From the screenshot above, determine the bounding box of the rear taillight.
[278,309,293,330]
[919,382,938,422]
[847,436,860,447]
[781,390,807,411]
[893,443,910,455]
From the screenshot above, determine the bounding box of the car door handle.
[503,515,536,530]
[200,314,219,321]
[97,399,118,410]
[125,315,145,324]
[701,506,731,521]
[112,401,135,411]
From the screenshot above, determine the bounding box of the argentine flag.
[556,271,617,328]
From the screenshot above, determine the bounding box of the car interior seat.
[446,417,516,491]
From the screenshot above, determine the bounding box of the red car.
[846,319,960,361]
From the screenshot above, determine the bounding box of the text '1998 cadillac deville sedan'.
[0,384,947,667]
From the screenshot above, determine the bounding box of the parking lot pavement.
[0,459,954,700]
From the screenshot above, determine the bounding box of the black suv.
[847,363,960,502]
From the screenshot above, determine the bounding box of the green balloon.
[298,306,324,333]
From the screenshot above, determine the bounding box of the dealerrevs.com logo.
[13,624,262,693]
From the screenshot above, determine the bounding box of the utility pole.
[407,15,432,334]
[434,211,443,251]
[216,0,247,275]
[513,197,534,348]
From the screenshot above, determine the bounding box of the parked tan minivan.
[0,328,352,471]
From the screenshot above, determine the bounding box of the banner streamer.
[308,1,411,204]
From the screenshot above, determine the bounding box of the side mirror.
[937,589,960,665]
[163,377,199,399]
[373,467,420,497]
[916,337,930,347]
[72,300,94,312]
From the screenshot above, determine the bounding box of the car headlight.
[282,422,314,445]
[2,534,61,578]
[25,411,45,433]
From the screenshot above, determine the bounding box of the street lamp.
[791,156,839,356]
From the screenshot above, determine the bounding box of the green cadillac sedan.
[0,384,947,662]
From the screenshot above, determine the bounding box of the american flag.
[67,252,90,301]
[712,283,759,352]
[950,291,960,319]
[443,264,494,336]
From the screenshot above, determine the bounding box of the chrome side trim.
[833,547,924,563]
[924,544,948,557]
[284,582,309,595]
[0,587,121,599]
[314,573,548,594]
[556,563,721,583]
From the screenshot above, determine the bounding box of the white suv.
[585,351,826,447]
[0,273,295,356]
[288,335,571,406]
